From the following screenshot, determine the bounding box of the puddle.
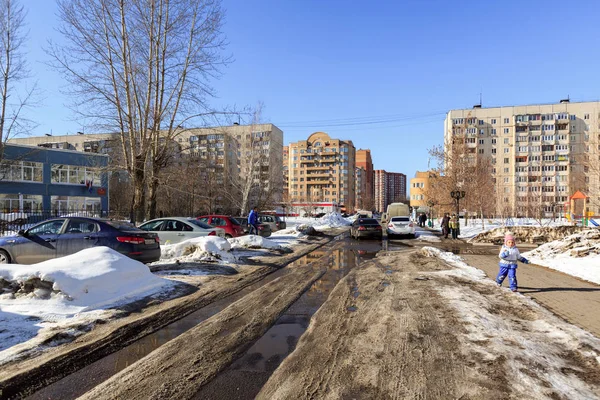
[27,246,340,400]
[193,240,376,400]
[381,281,391,287]
[28,236,401,400]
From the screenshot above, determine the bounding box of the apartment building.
[445,100,600,216]
[374,170,407,212]
[283,146,289,201]
[356,149,374,208]
[288,132,356,212]
[409,171,432,208]
[355,166,367,210]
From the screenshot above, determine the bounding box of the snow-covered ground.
[0,247,173,364]
[421,246,600,399]
[430,217,576,239]
[159,236,236,264]
[523,229,600,285]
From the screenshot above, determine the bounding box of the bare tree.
[50,0,229,222]
[0,0,37,156]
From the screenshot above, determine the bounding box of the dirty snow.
[286,212,351,231]
[431,218,574,239]
[0,247,172,364]
[159,236,235,263]
[523,229,600,285]
[228,235,283,250]
[422,246,600,399]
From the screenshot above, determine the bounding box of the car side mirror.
[17,229,26,236]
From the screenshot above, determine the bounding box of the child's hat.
[504,233,515,243]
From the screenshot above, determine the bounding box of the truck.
[381,202,410,224]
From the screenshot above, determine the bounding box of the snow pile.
[416,232,441,242]
[469,225,587,244]
[229,235,283,250]
[419,247,487,281]
[0,247,170,317]
[523,230,600,285]
[312,212,352,229]
[160,236,234,263]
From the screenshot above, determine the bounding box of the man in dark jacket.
[441,213,450,238]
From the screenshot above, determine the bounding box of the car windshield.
[187,219,214,229]
[103,220,139,231]
[391,217,410,222]
[229,217,240,226]
[358,218,379,225]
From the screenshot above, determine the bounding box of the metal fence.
[0,209,115,236]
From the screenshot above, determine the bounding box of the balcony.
[307,172,330,178]
[320,157,337,163]
[306,165,330,171]
[306,179,330,185]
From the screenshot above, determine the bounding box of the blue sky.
[22,0,600,179]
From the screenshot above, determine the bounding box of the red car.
[196,215,245,238]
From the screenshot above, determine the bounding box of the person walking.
[441,213,450,238]
[248,206,259,235]
[496,233,529,292]
[422,213,428,228]
[449,214,459,239]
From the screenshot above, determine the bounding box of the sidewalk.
[460,253,600,338]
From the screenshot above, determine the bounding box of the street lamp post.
[450,190,465,235]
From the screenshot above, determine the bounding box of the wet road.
[193,237,410,400]
[28,236,408,400]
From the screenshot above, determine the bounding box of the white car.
[386,216,415,239]
[138,217,225,244]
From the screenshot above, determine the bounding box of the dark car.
[196,215,245,238]
[232,217,272,237]
[350,218,383,240]
[0,217,161,264]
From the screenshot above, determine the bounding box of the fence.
[0,209,115,236]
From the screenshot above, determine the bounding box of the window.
[491,119,497,124]
[504,118,510,124]
[491,139,497,144]
[504,158,509,164]
[504,128,509,134]
[479,129,485,135]
[28,219,67,235]
[479,120,484,125]
[491,148,496,154]
[504,148,510,153]
[51,165,101,186]
[584,113,590,120]
[0,161,43,182]
[491,128,497,135]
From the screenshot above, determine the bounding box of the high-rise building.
[374,169,407,212]
[288,132,356,212]
[445,100,600,215]
[283,145,289,201]
[355,166,367,210]
[355,149,374,208]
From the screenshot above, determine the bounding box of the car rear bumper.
[387,227,415,235]
[356,231,383,238]
[124,248,161,263]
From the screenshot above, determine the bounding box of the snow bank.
[469,225,588,244]
[523,229,600,285]
[419,247,487,281]
[160,236,234,263]
[312,212,352,229]
[229,235,283,250]
[0,247,170,317]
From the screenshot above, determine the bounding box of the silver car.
[257,215,286,232]
[138,217,225,244]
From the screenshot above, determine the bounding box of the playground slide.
[591,219,600,227]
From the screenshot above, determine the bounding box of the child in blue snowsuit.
[496,233,529,292]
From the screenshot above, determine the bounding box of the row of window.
[0,161,103,185]
[453,113,594,127]
[0,194,101,213]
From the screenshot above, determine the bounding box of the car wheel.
[0,250,11,264]
[410,234,416,239]
[225,234,232,239]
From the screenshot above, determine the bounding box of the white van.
[382,203,410,224]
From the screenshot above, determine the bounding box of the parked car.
[138,217,225,244]
[232,217,272,237]
[196,215,245,238]
[257,215,286,232]
[0,217,160,264]
[386,216,415,239]
[350,218,383,240]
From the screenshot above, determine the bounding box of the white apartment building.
[445,100,600,216]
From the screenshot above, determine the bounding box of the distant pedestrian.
[449,214,459,239]
[441,213,450,238]
[496,233,529,292]
[248,206,259,235]
[422,213,428,228]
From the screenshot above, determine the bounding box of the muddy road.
[14,232,600,399]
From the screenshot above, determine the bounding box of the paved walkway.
[460,252,600,338]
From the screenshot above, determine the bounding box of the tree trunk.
[130,157,146,223]
[146,173,159,221]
